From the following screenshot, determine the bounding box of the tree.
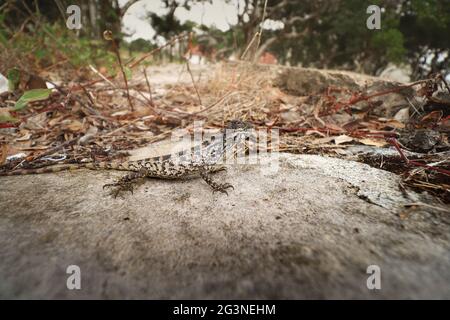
[229,0,450,79]
[147,0,198,40]
[127,38,156,53]
[147,0,200,61]
[399,0,450,79]
[1,0,141,41]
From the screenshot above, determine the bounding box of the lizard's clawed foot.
[199,170,234,196]
[103,171,145,198]
[103,181,134,198]
[211,182,234,196]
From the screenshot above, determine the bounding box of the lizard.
[0,120,253,197]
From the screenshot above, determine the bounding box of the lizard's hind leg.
[103,169,147,198]
[200,168,234,195]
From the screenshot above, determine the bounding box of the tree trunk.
[88,0,99,38]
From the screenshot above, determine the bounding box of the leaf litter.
[0,45,449,204]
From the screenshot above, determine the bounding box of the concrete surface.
[0,153,449,299]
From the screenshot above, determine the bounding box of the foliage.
[0,20,116,74]
[127,38,156,53]
[228,0,449,78]
[7,68,20,91]
[1,0,448,80]
[147,1,196,41]
[14,88,52,111]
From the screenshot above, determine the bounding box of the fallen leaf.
[384,119,405,129]
[334,148,350,155]
[48,116,64,127]
[312,136,335,145]
[16,132,32,141]
[358,138,387,147]
[334,135,354,145]
[135,121,150,131]
[0,108,18,123]
[14,89,52,111]
[111,110,130,117]
[23,113,47,130]
[66,120,83,132]
[305,130,327,137]
[326,123,346,133]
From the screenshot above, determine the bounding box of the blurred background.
[1,0,449,81]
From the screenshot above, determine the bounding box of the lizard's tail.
[0,162,131,176]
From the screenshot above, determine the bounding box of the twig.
[253,0,269,63]
[185,92,237,117]
[405,96,422,118]
[142,68,154,106]
[135,89,155,109]
[104,30,134,111]
[185,58,202,106]
[26,135,82,162]
[409,159,450,177]
[240,0,268,63]
[386,137,450,176]
[102,115,154,137]
[241,32,259,61]
[0,123,16,129]
[46,80,100,116]
[79,84,95,106]
[89,65,116,87]
[323,78,433,116]
[128,33,189,69]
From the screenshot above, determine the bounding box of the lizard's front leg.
[103,168,147,198]
[199,168,234,195]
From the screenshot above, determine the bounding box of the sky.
[119,0,241,42]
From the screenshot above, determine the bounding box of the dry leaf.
[305,130,327,137]
[358,138,387,147]
[384,119,405,129]
[23,112,47,130]
[326,123,346,133]
[135,121,150,131]
[334,148,350,155]
[16,132,31,141]
[67,120,83,132]
[111,110,130,117]
[48,116,64,127]
[334,135,354,145]
[312,136,335,145]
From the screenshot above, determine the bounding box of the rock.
[252,64,414,97]
[379,64,411,83]
[0,153,449,299]
[275,67,389,95]
[394,107,410,123]
[398,129,443,153]
[228,62,415,117]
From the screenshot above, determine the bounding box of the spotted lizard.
[0,120,252,197]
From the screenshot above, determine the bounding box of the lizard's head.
[225,120,253,131]
[224,120,253,146]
